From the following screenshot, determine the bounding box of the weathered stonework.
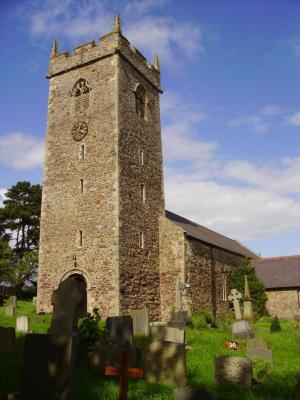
[38,28,163,320]
[265,289,300,319]
[37,21,250,322]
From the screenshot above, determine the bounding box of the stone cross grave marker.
[175,281,186,311]
[228,289,243,320]
[105,349,143,400]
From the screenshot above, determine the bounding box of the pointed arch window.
[135,84,146,119]
[71,78,91,114]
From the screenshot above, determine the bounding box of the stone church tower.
[37,16,165,321]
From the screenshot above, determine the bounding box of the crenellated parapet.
[48,15,162,92]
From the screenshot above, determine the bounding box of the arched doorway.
[66,273,87,318]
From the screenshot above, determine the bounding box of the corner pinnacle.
[113,13,122,33]
[153,54,160,71]
[50,40,58,58]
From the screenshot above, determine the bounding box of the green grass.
[1,301,300,399]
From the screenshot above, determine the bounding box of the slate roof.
[166,210,258,258]
[251,255,300,289]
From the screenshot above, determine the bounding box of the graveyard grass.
[1,301,300,399]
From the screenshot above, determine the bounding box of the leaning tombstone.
[16,316,29,334]
[106,316,133,347]
[5,304,15,317]
[0,327,16,352]
[21,278,83,400]
[143,340,186,385]
[129,309,149,336]
[214,356,252,387]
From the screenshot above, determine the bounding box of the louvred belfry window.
[135,84,146,118]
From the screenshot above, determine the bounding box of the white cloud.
[260,105,285,116]
[0,132,44,170]
[229,115,270,134]
[287,110,300,126]
[161,93,300,242]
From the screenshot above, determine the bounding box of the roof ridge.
[252,254,300,262]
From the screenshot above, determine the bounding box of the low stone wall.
[266,289,300,319]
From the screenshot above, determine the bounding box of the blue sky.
[0,0,299,257]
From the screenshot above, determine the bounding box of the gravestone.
[129,309,149,336]
[5,304,15,317]
[228,289,243,320]
[246,338,269,352]
[143,341,186,385]
[169,281,190,327]
[0,327,16,352]
[150,325,185,344]
[9,296,17,308]
[16,316,29,334]
[21,278,84,400]
[214,356,252,387]
[32,297,37,308]
[22,334,75,400]
[174,387,214,400]
[106,316,133,347]
[247,348,273,367]
[232,319,254,340]
[48,278,83,337]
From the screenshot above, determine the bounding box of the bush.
[78,308,104,349]
[191,310,218,329]
[229,258,268,318]
[270,315,281,333]
[253,359,272,382]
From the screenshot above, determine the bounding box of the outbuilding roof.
[251,255,300,289]
[166,210,258,258]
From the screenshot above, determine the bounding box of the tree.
[0,181,42,257]
[0,181,42,288]
[229,258,267,318]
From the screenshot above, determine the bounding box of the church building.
[37,16,257,322]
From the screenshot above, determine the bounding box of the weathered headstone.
[228,289,243,320]
[9,296,17,308]
[5,304,15,317]
[144,341,186,385]
[22,278,84,400]
[150,325,185,344]
[16,316,29,334]
[48,278,83,337]
[247,348,273,367]
[232,319,254,340]
[169,281,190,327]
[174,387,214,400]
[214,356,252,387]
[22,334,75,400]
[32,296,37,308]
[0,327,16,352]
[129,309,149,336]
[246,338,269,352]
[175,281,185,311]
[106,316,133,347]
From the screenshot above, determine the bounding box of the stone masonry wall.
[38,37,121,318]
[266,289,300,319]
[118,40,164,322]
[185,239,244,315]
[159,216,185,322]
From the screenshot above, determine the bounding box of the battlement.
[48,23,161,91]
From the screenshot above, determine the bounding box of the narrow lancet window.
[79,230,83,247]
[80,179,84,194]
[141,183,145,203]
[139,231,144,249]
[139,149,144,165]
[135,84,146,119]
[221,273,227,301]
[80,144,85,159]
